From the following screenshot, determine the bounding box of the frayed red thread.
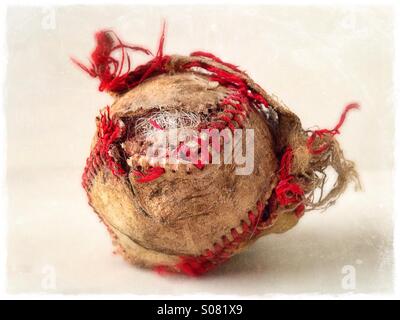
[277,103,359,208]
[275,147,305,208]
[98,106,126,176]
[72,25,169,94]
[82,107,125,189]
[307,103,360,155]
[132,167,166,183]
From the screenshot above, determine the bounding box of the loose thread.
[72,27,168,94]
[98,106,126,176]
[307,103,360,154]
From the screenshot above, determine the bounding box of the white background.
[3,4,396,296]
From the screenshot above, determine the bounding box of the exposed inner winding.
[120,110,211,171]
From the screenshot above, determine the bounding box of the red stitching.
[153,144,310,276]
[183,58,268,136]
[74,29,267,184]
[78,29,360,276]
[155,200,278,276]
[82,107,167,186]
[161,103,360,274]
